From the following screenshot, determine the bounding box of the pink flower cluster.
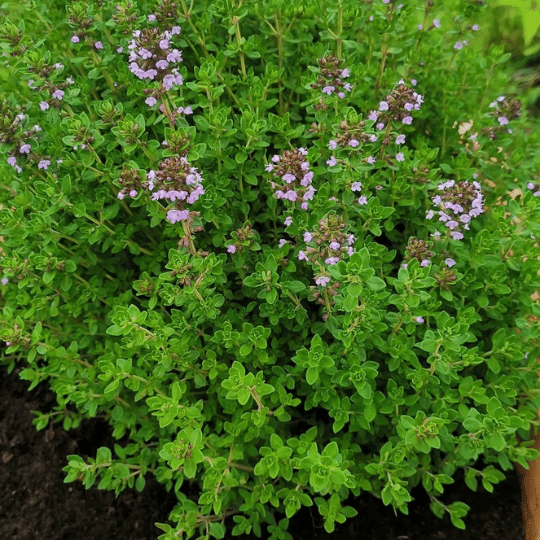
[145,155,205,224]
[266,148,316,210]
[127,25,183,90]
[426,179,484,240]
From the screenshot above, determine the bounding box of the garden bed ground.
[0,361,525,540]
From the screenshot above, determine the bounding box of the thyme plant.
[1,0,540,538]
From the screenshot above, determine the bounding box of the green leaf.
[306,367,319,385]
[287,280,306,293]
[96,447,111,464]
[238,387,251,405]
[239,343,252,356]
[106,325,124,336]
[266,288,278,304]
[463,417,483,431]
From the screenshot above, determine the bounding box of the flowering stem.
[322,289,332,317]
[232,16,247,79]
[182,220,197,255]
[95,7,116,48]
[139,141,158,164]
[379,122,393,161]
[180,0,210,59]
[336,0,343,60]
[32,10,53,32]
[88,49,117,94]
[276,284,304,311]
[374,38,389,98]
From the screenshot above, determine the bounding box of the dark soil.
[0,361,525,540]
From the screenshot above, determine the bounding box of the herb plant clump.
[1,0,540,538]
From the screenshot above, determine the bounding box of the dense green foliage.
[1,1,540,538]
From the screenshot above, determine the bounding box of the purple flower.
[71,36,79,43]
[433,19,440,28]
[416,316,424,323]
[138,48,152,59]
[421,259,430,267]
[402,116,413,125]
[166,49,182,63]
[358,196,368,205]
[370,134,378,142]
[301,171,314,185]
[322,86,335,95]
[376,122,385,130]
[298,250,308,261]
[316,275,331,287]
[351,182,362,192]
[20,144,31,153]
[7,156,16,166]
[278,239,288,248]
[283,173,296,183]
[145,97,157,106]
[304,232,312,242]
[329,242,340,250]
[167,209,190,223]
[472,24,479,31]
[379,101,389,111]
[227,245,236,254]
[498,116,509,126]
[348,139,359,148]
[40,101,49,111]
[341,68,350,77]
[283,190,298,202]
[1,278,8,285]
[156,59,169,69]
[162,74,176,90]
[265,163,273,172]
[368,110,378,121]
[396,152,405,162]
[52,90,64,100]
[445,258,456,267]
[328,140,337,150]
[118,192,125,200]
[396,134,406,144]
[326,156,337,167]
[95,41,103,49]
[284,216,293,226]
[325,257,340,265]
[367,156,376,164]
[38,159,51,170]
[148,14,156,21]
[159,39,170,49]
